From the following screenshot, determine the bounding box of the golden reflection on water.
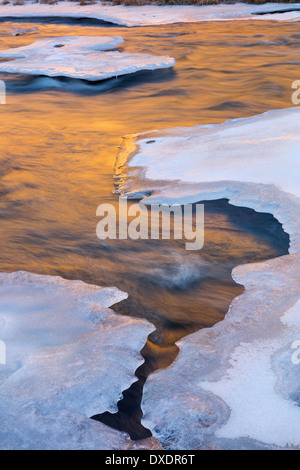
[0,18,293,437]
[0,19,292,327]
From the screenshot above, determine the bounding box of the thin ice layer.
[0,271,153,450]
[0,36,175,81]
[116,107,300,449]
[0,2,300,27]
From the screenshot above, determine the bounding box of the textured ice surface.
[0,36,175,81]
[0,35,124,57]
[0,271,153,450]
[116,107,300,449]
[0,2,300,27]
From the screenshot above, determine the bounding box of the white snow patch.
[201,336,300,447]
[0,2,300,27]
[0,36,175,80]
[116,107,300,449]
[0,271,153,450]
[121,107,300,201]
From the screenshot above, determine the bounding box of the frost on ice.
[0,2,300,27]
[0,36,124,58]
[0,271,153,450]
[0,36,175,81]
[116,107,300,449]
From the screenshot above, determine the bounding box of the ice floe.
[0,271,153,450]
[0,35,124,57]
[0,36,175,80]
[116,107,300,449]
[0,2,300,27]
[10,26,38,37]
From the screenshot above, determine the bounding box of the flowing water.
[0,18,294,438]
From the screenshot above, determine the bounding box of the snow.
[0,2,300,27]
[1,1,299,449]
[118,107,300,200]
[0,35,124,57]
[116,107,300,449]
[0,36,175,80]
[201,336,300,447]
[0,271,154,450]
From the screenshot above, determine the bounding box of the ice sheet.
[0,2,300,27]
[0,271,153,449]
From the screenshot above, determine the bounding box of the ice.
[141,253,300,450]
[0,36,175,81]
[115,108,300,449]
[0,271,154,450]
[118,107,300,200]
[116,107,300,251]
[0,35,124,57]
[200,336,300,447]
[0,2,300,27]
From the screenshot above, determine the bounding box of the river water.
[0,18,294,438]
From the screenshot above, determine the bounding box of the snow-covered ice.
[116,107,300,249]
[0,2,300,27]
[116,107,300,449]
[0,35,175,81]
[0,271,153,450]
[0,36,175,80]
[0,35,124,57]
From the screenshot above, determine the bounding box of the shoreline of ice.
[0,271,154,450]
[0,2,300,27]
[115,107,300,449]
[0,36,175,80]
